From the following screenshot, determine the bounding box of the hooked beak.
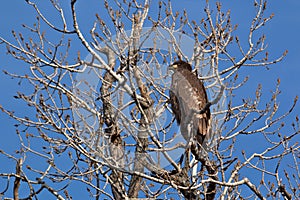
[168,63,178,71]
[167,63,177,76]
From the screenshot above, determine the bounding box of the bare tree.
[0,0,299,199]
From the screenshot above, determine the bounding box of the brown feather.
[169,61,211,145]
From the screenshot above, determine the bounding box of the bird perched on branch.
[168,60,211,153]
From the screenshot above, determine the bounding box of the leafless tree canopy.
[0,0,299,199]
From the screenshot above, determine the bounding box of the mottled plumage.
[169,60,211,146]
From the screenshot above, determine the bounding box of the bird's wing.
[169,89,181,124]
[174,70,211,144]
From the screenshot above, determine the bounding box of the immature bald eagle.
[169,60,211,147]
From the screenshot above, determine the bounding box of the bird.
[168,60,211,152]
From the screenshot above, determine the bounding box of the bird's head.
[168,60,192,72]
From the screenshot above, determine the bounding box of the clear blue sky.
[0,1,299,199]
